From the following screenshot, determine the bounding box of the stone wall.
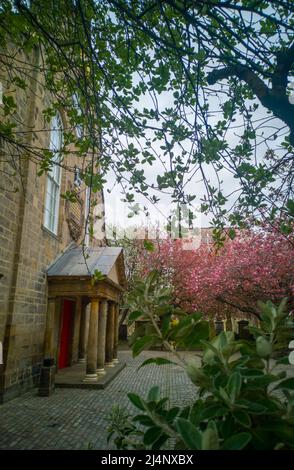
[0,46,103,402]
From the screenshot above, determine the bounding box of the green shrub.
[108,272,294,450]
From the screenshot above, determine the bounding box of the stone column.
[78,302,88,363]
[113,303,119,364]
[71,297,82,365]
[105,301,115,367]
[83,298,99,382]
[97,299,108,375]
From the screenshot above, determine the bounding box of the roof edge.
[46,242,77,273]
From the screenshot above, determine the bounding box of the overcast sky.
[100,47,292,240]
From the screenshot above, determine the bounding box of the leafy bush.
[107,405,144,450]
[127,270,209,357]
[108,273,294,450]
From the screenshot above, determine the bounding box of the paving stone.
[0,350,198,449]
[1,349,292,449]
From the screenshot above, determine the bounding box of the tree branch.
[215,295,261,320]
[207,63,294,145]
[273,42,294,93]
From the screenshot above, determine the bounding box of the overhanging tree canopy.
[0,0,293,239]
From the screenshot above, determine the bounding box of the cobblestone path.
[0,350,199,450]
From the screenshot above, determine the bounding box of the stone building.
[0,47,126,403]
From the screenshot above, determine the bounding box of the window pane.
[43,112,63,234]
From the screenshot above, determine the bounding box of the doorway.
[58,299,75,369]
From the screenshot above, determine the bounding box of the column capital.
[78,303,89,363]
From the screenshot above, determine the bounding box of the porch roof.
[47,244,120,275]
[47,244,126,289]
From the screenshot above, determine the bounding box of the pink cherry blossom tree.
[139,229,294,321]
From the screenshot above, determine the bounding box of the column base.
[78,358,86,364]
[113,358,119,364]
[83,373,98,382]
[105,361,115,368]
[96,368,106,375]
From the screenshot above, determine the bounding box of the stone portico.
[41,245,126,390]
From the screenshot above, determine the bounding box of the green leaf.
[12,76,27,90]
[147,386,160,402]
[286,199,294,216]
[220,415,235,439]
[222,432,252,450]
[175,418,202,450]
[161,314,172,338]
[2,94,16,115]
[165,407,180,422]
[245,373,280,389]
[181,320,209,348]
[127,393,145,411]
[186,359,210,387]
[233,410,251,427]
[155,397,169,409]
[218,387,231,406]
[275,356,289,365]
[275,378,294,390]
[236,399,267,414]
[132,335,155,357]
[189,402,203,425]
[279,222,292,235]
[179,406,190,419]
[256,336,272,358]
[228,228,236,240]
[169,320,192,341]
[90,269,106,286]
[128,310,144,322]
[240,369,264,377]
[60,190,78,202]
[202,421,219,450]
[143,426,162,446]
[200,404,227,421]
[227,372,242,402]
[260,18,277,36]
[138,357,177,369]
[128,325,146,347]
[151,433,169,450]
[133,414,154,426]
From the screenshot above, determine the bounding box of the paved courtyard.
[0,350,198,450]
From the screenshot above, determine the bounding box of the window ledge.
[41,224,62,242]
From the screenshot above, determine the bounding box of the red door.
[58,299,74,369]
